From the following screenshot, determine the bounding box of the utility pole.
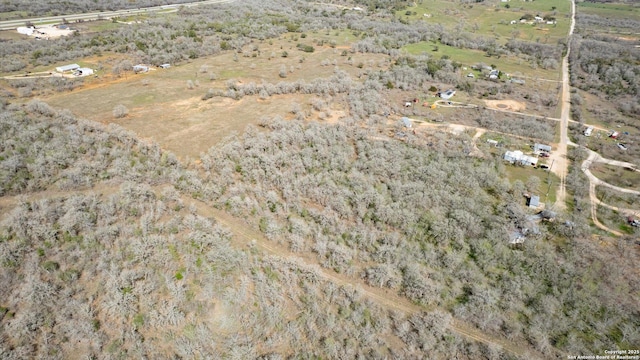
[546,158,555,201]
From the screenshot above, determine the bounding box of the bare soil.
[484,99,527,112]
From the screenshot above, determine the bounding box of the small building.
[534,143,552,153]
[527,195,540,208]
[73,68,93,77]
[487,139,499,146]
[56,63,80,73]
[503,150,538,166]
[17,26,34,36]
[133,64,149,73]
[440,89,456,100]
[584,126,594,137]
[159,63,171,69]
[401,117,412,128]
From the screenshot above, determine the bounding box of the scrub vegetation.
[0,0,639,358]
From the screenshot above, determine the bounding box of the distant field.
[577,1,640,19]
[403,41,560,80]
[0,10,27,21]
[44,34,387,159]
[397,0,570,44]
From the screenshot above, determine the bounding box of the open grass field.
[577,1,640,19]
[0,10,28,21]
[397,0,570,44]
[43,35,387,160]
[403,41,560,80]
[504,164,559,204]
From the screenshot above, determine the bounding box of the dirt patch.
[484,99,526,112]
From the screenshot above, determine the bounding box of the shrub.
[112,104,129,119]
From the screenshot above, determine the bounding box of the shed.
[534,143,552,153]
[401,117,411,128]
[56,63,80,73]
[527,195,540,208]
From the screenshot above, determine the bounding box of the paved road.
[0,0,235,30]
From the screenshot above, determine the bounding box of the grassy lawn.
[504,164,559,204]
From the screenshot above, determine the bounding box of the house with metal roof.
[533,143,552,153]
[503,150,538,166]
[527,195,540,208]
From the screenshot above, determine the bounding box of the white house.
[503,150,538,166]
[440,89,456,100]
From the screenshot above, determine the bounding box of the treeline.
[198,117,639,356]
[0,100,181,196]
[2,0,562,74]
[0,0,202,18]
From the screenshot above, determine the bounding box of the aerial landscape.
[0,0,639,358]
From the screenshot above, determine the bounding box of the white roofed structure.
[56,64,80,73]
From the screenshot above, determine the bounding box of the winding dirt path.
[185,198,547,359]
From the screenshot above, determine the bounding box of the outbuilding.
[56,63,80,73]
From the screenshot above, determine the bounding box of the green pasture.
[397,0,571,43]
[403,41,560,80]
[577,1,640,19]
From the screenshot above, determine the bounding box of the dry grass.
[43,35,387,160]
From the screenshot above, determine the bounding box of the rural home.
[56,63,80,73]
[533,143,552,154]
[440,89,456,100]
[503,150,538,166]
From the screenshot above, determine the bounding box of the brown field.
[44,35,387,160]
